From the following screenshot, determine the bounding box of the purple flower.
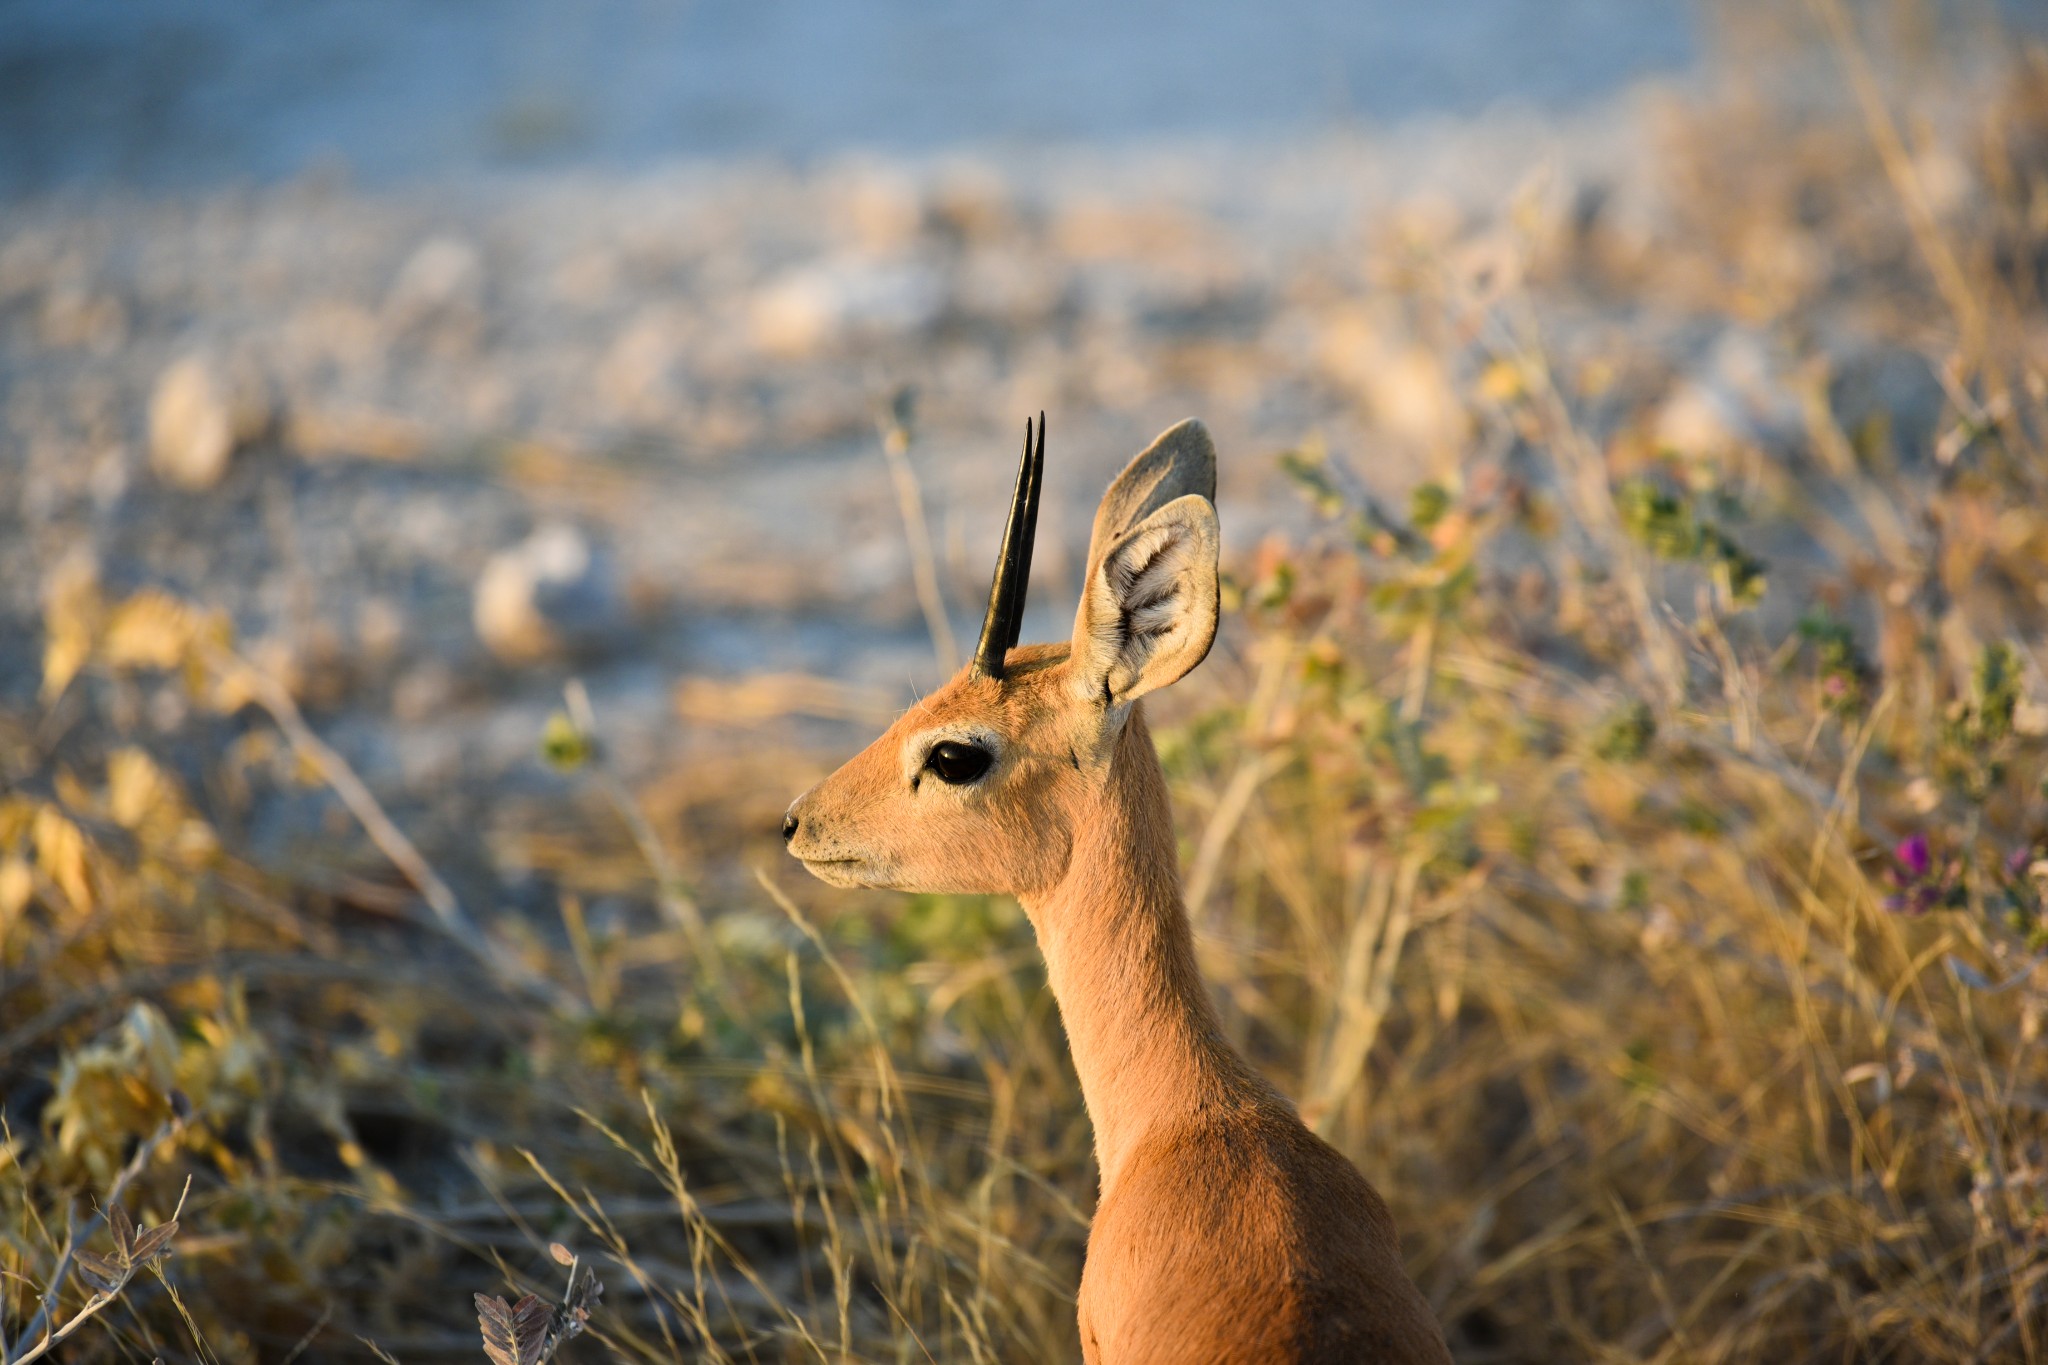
[1884,833,1951,915]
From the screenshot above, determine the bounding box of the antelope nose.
[781,811,800,843]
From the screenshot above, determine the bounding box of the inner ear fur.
[1082,419,1217,585]
[1072,494,1220,708]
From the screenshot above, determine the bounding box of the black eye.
[925,740,993,786]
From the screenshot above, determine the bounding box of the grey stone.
[473,522,627,663]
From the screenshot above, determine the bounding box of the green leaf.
[1409,481,1452,532]
[1279,446,1345,517]
[540,713,592,772]
[1594,701,1657,763]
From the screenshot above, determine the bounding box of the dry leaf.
[475,1292,551,1365]
[102,590,197,672]
[107,748,179,831]
[72,1250,122,1295]
[40,553,103,702]
[41,627,94,704]
[32,805,92,914]
[131,1220,178,1264]
[0,855,33,925]
[108,1202,135,1260]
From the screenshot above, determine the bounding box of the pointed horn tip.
[970,410,1047,678]
[1004,411,1043,655]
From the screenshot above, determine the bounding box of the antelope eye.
[925,740,993,785]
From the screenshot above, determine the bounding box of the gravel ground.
[0,67,1965,899]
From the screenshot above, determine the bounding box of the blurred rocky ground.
[0,21,2019,915]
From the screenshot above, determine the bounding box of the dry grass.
[6,13,2048,1364]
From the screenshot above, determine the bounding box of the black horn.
[970,413,1045,679]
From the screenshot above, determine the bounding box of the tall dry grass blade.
[1810,0,1987,362]
[878,391,962,676]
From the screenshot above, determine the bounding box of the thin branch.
[9,1123,183,1365]
[0,953,516,1074]
[1809,0,1985,363]
[876,390,961,676]
[1182,749,1288,920]
[207,644,573,1012]
[562,681,734,1007]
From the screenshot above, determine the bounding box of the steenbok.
[785,417,1453,1363]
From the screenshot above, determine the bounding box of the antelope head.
[782,416,1220,898]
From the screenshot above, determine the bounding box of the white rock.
[387,235,485,328]
[355,596,406,666]
[1314,306,1464,453]
[473,522,625,663]
[1653,329,1802,457]
[147,354,268,490]
[826,163,927,253]
[1651,379,1744,458]
[751,256,946,358]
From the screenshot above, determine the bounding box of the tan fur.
[786,420,1452,1364]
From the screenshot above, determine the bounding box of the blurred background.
[0,0,1761,845]
[6,2,2048,1362]
[2,0,1701,190]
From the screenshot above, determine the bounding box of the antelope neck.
[1020,705,1270,1190]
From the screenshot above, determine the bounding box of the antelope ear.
[1081,419,1217,585]
[1071,494,1220,710]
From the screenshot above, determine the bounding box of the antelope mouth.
[795,856,883,889]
